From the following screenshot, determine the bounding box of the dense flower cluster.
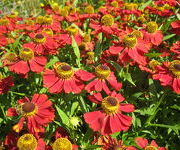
[0,0,179,149]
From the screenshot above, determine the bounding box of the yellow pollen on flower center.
[83,33,91,42]
[95,65,111,79]
[101,96,119,115]
[123,34,137,48]
[54,63,74,79]
[19,48,34,61]
[132,30,143,38]
[169,60,180,78]
[148,60,161,72]
[17,134,37,150]
[101,14,114,26]
[146,22,158,33]
[3,52,17,62]
[0,18,9,25]
[124,3,138,10]
[44,15,53,25]
[52,138,72,150]
[84,5,94,14]
[59,8,69,17]
[22,102,37,117]
[42,28,53,36]
[34,34,46,44]
[66,26,78,35]
[145,146,158,150]
[35,16,44,24]
[111,1,119,8]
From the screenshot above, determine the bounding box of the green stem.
[145,91,167,126]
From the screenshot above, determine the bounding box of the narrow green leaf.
[72,36,80,67]
[45,56,59,68]
[145,53,162,58]
[139,0,152,10]
[124,72,136,86]
[70,101,79,116]
[163,34,176,41]
[55,105,70,126]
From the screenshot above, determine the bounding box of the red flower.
[135,137,166,150]
[142,22,163,46]
[0,17,16,33]
[5,46,47,75]
[90,14,119,36]
[7,94,55,136]
[24,32,59,55]
[93,135,137,150]
[84,91,134,135]
[170,20,180,35]
[0,75,14,94]
[153,60,180,94]
[170,41,180,56]
[108,32,149,65]
[0,34,7,47]
[76,64,122,94]
[43,62,87,94]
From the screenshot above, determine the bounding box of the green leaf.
[145,53,162,58]
[72,36,81,67]
[170,104,180,111]
[70,101,79,116]
[55,105,70,127]
[163,34,176,41]
[78,96,88,113]
[45,56,59,68]
[123,71,136,86]
[139,0,152,10]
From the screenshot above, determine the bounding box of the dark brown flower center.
[100,65,109,70]
[35,34,44,39]
[61,65,72,71]
[22,102,35,113]
[107,97,118,106]
[174,64,180,71]
[23,48,31,52]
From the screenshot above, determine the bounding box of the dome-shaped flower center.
[132,30,143,38]
[113,145,123,150]
[44,15,53,25]
[95,65,111,79]
[145,146,158,150]
[148,60,161,72]
[169,60,180,78]
[52,138,72,150]
[0,18,9,25]
[34,34,46,44]
[17,134,37,150]
[124,3,137,10]
[79,43,87,51]
[146,22,158,33]
[123,34,137,48]
[101,96,119,115]
[84,5,94,14]
[54,63,74,79]
[3,52,17,62]
[51,3,60,11]
[111,1,119,8]
[19,48,34,61]
[83,33,91,42]
[59,8,69,17]
[101,14,114,26]
[35,16,44,24]
[22,102,37,117]
[42,28,53,36]
[66,26,78,35]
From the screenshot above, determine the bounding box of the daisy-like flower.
[0,16,16,33]
[135,137,166,150]
[24,32,59,55]
[4,132,46,150]
[43,62,88,94]
[5,46,47,75]
[142,21,163,46]
[93,135,136,150]
[89,14,119,36]
[0,73,14,94]
[108,32,149,65]
[76,64,121,94]
[170,41,180,56]
[34,15,61,32]
[84,91,134,135]
[153,60,180,94]
[7,94,55,135]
